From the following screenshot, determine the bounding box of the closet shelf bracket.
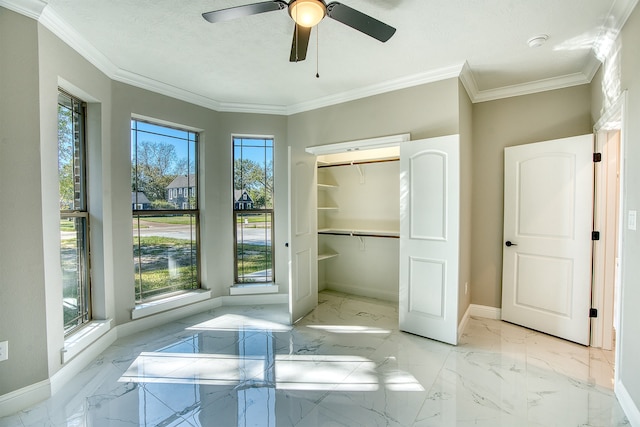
[353,162,365,184]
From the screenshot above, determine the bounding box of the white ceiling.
[5,0,637,114]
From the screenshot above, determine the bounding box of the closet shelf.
[318,206,339,210]
[317,157,399,169]
[318,253,339,261]
[318,229,399,239]
[317,183,338,189]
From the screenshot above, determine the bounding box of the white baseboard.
[0,379,50,418]
[468,304,502,320]
[221,293,288,306]
[324,282,398,303]
[118,294,222,339]
[52,327,117,395]
[616,379,640,427]
[458,304,471,339]
[0,291,287,417]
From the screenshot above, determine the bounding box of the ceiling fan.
[202,0,396,62]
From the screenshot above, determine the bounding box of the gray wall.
[287,78,461,147]
[458,80,473,320]
[614,2,640,411]
[0,8,49,396]
[37,15,114,377]
[470,85,593,308]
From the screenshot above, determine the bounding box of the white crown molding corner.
[38,6,118,78]
[286,63,466,115]
[583,53,603,83]
[458,61,480,103]
[0,0,46,20]
[112,69,224,112]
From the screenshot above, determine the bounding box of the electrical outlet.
[629,210,637,231]
[0,341,8,362]
[465,282,469,295]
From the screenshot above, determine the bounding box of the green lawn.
[60,219,75,232]
[133,235,198,301]
[236,243,272,279]
[140,216,195,225]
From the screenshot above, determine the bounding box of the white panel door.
[399,135,460,345]
[502,135,593,345]
[288,146,318,324]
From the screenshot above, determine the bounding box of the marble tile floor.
[1,291,629,426]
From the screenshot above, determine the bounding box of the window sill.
[62,319,112,364]
[131,289,212,320]
[229,283,279,296]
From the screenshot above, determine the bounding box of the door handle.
[505,241,517,247]
[285,242,289,247]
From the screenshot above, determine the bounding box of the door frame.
[592,92,627,361]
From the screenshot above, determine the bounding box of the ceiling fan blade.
[202,1,287,23]
[326,2,396,42]
[290,24,311,62]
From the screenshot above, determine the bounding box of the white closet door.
[399,135,460,345]
[288,146,318,324]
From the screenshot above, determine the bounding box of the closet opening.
[314,144,402,303]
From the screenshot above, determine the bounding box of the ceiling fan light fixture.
[289,0,326,27]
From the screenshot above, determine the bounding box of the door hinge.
[593,153,602,162]
[589,308,598,318]
[592,231,600,240]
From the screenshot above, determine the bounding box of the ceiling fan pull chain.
[316,23,320,78]
[296,9,299,61]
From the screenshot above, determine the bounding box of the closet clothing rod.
[317,157,399,168]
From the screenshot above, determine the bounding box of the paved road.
[62,220,273,245]
[134,220,272,245]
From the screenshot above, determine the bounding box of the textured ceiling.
[16,0,637,112]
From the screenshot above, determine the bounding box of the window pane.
[133,214,198,302]
[131,119,199,303]
[61,216,89,333]
[233,136,274,284]
[233,138,273,209]
[58,90,90,336]
[235,212,273,283]
[58,93,85,211]
[131,121,197,211]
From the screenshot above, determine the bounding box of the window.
[233,137,274,283]
[131,120,199,302]
[58,90,90,335]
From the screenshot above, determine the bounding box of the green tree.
[132,141,178,203]
[234,158,273,208]
[58,105,75,210]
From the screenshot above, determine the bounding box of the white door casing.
[399,135,460,345]
[288,146,318,324]
[502,134,593,345]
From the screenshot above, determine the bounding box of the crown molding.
[459,61,480,102]
[285,63,465,115]
[38,6,118,77]
[460,59,597,104]
[4,0,635,112]
[218,102,288,115]
[0,0,46,20]
[471,72,592,103]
